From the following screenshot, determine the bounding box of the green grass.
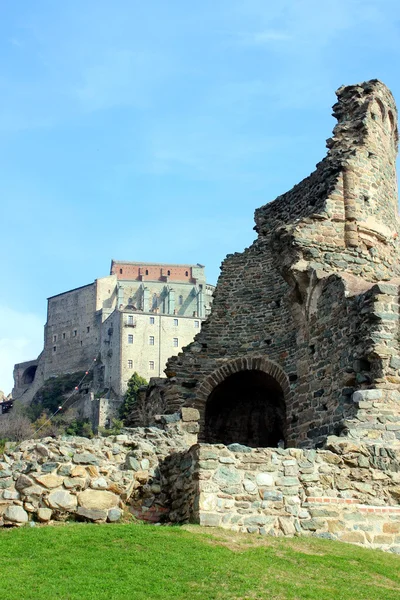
[0,523,399,600]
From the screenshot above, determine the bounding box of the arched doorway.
[204,369,286,448]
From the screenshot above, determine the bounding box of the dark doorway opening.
[204,370,286,448]
[22,366,37,385]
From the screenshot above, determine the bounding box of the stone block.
[76,507,108,521]
[78,489,119,510]
[90,477,108,490]
[213,467,241,486]
[352,390,383,403]
[37,508,52,522]
[390,356,400,370]
[243,479,257,494]
[73,453,99,466]
[279,517,296,535]
[263,491,283,502]
[47,491,78,511]
[276,477,299,487]
[34,474,64,489]
[226,444,252,453]
[373,534,394,545]
[4,505,28,523]
[255,473,274,487]
[199,512,221,527]
[2,490,19,500]
[383,522,400,534]
[107,508,122,522]
[181,407,200,422]
[219,457,235,464]
[243,515,271,527]
[71,466,88,478]
[15,475,34,491]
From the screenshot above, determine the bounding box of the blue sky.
[1,0,400,393]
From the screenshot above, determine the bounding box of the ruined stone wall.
[257,81,399,282]
[143,80,400,451]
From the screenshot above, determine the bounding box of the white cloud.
[0,306,44,395]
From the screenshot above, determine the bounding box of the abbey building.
[12,261,214,404]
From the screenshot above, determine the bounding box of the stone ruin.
[1,80,400,553]
[137,79,400,450]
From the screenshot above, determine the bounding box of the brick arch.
[195,357,292,446]
[197,356,291,405]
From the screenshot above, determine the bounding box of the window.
[128,334,133,344]
[149,336,155,346]
[173,337,178,347]
[167,270,171,276]
[145,269,149,275]
[149,361,155,370]
[128,360,133,369]
[149,316,155,324]
[185,271,188,276]
[80,341,83,346]
[194,320,200,328]
[87,326,90,333]
[173,318,178,326]
[73,330,77,337]
[62,332,66,340]
[128,315,134,325]
[179,295,183,306]
[53,335,57,342]
[53,346,56,352]
[120,268,123,274]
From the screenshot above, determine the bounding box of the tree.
[120,372,148,420]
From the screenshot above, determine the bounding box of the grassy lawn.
[0,523,399,600]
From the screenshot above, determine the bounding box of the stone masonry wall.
[2,430,400,553]
[187,440,400,554]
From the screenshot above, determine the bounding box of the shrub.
[98,418,123,437]
[119,372,148,420]
[65,418,93,438]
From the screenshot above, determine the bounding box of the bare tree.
[0,409,33,442]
